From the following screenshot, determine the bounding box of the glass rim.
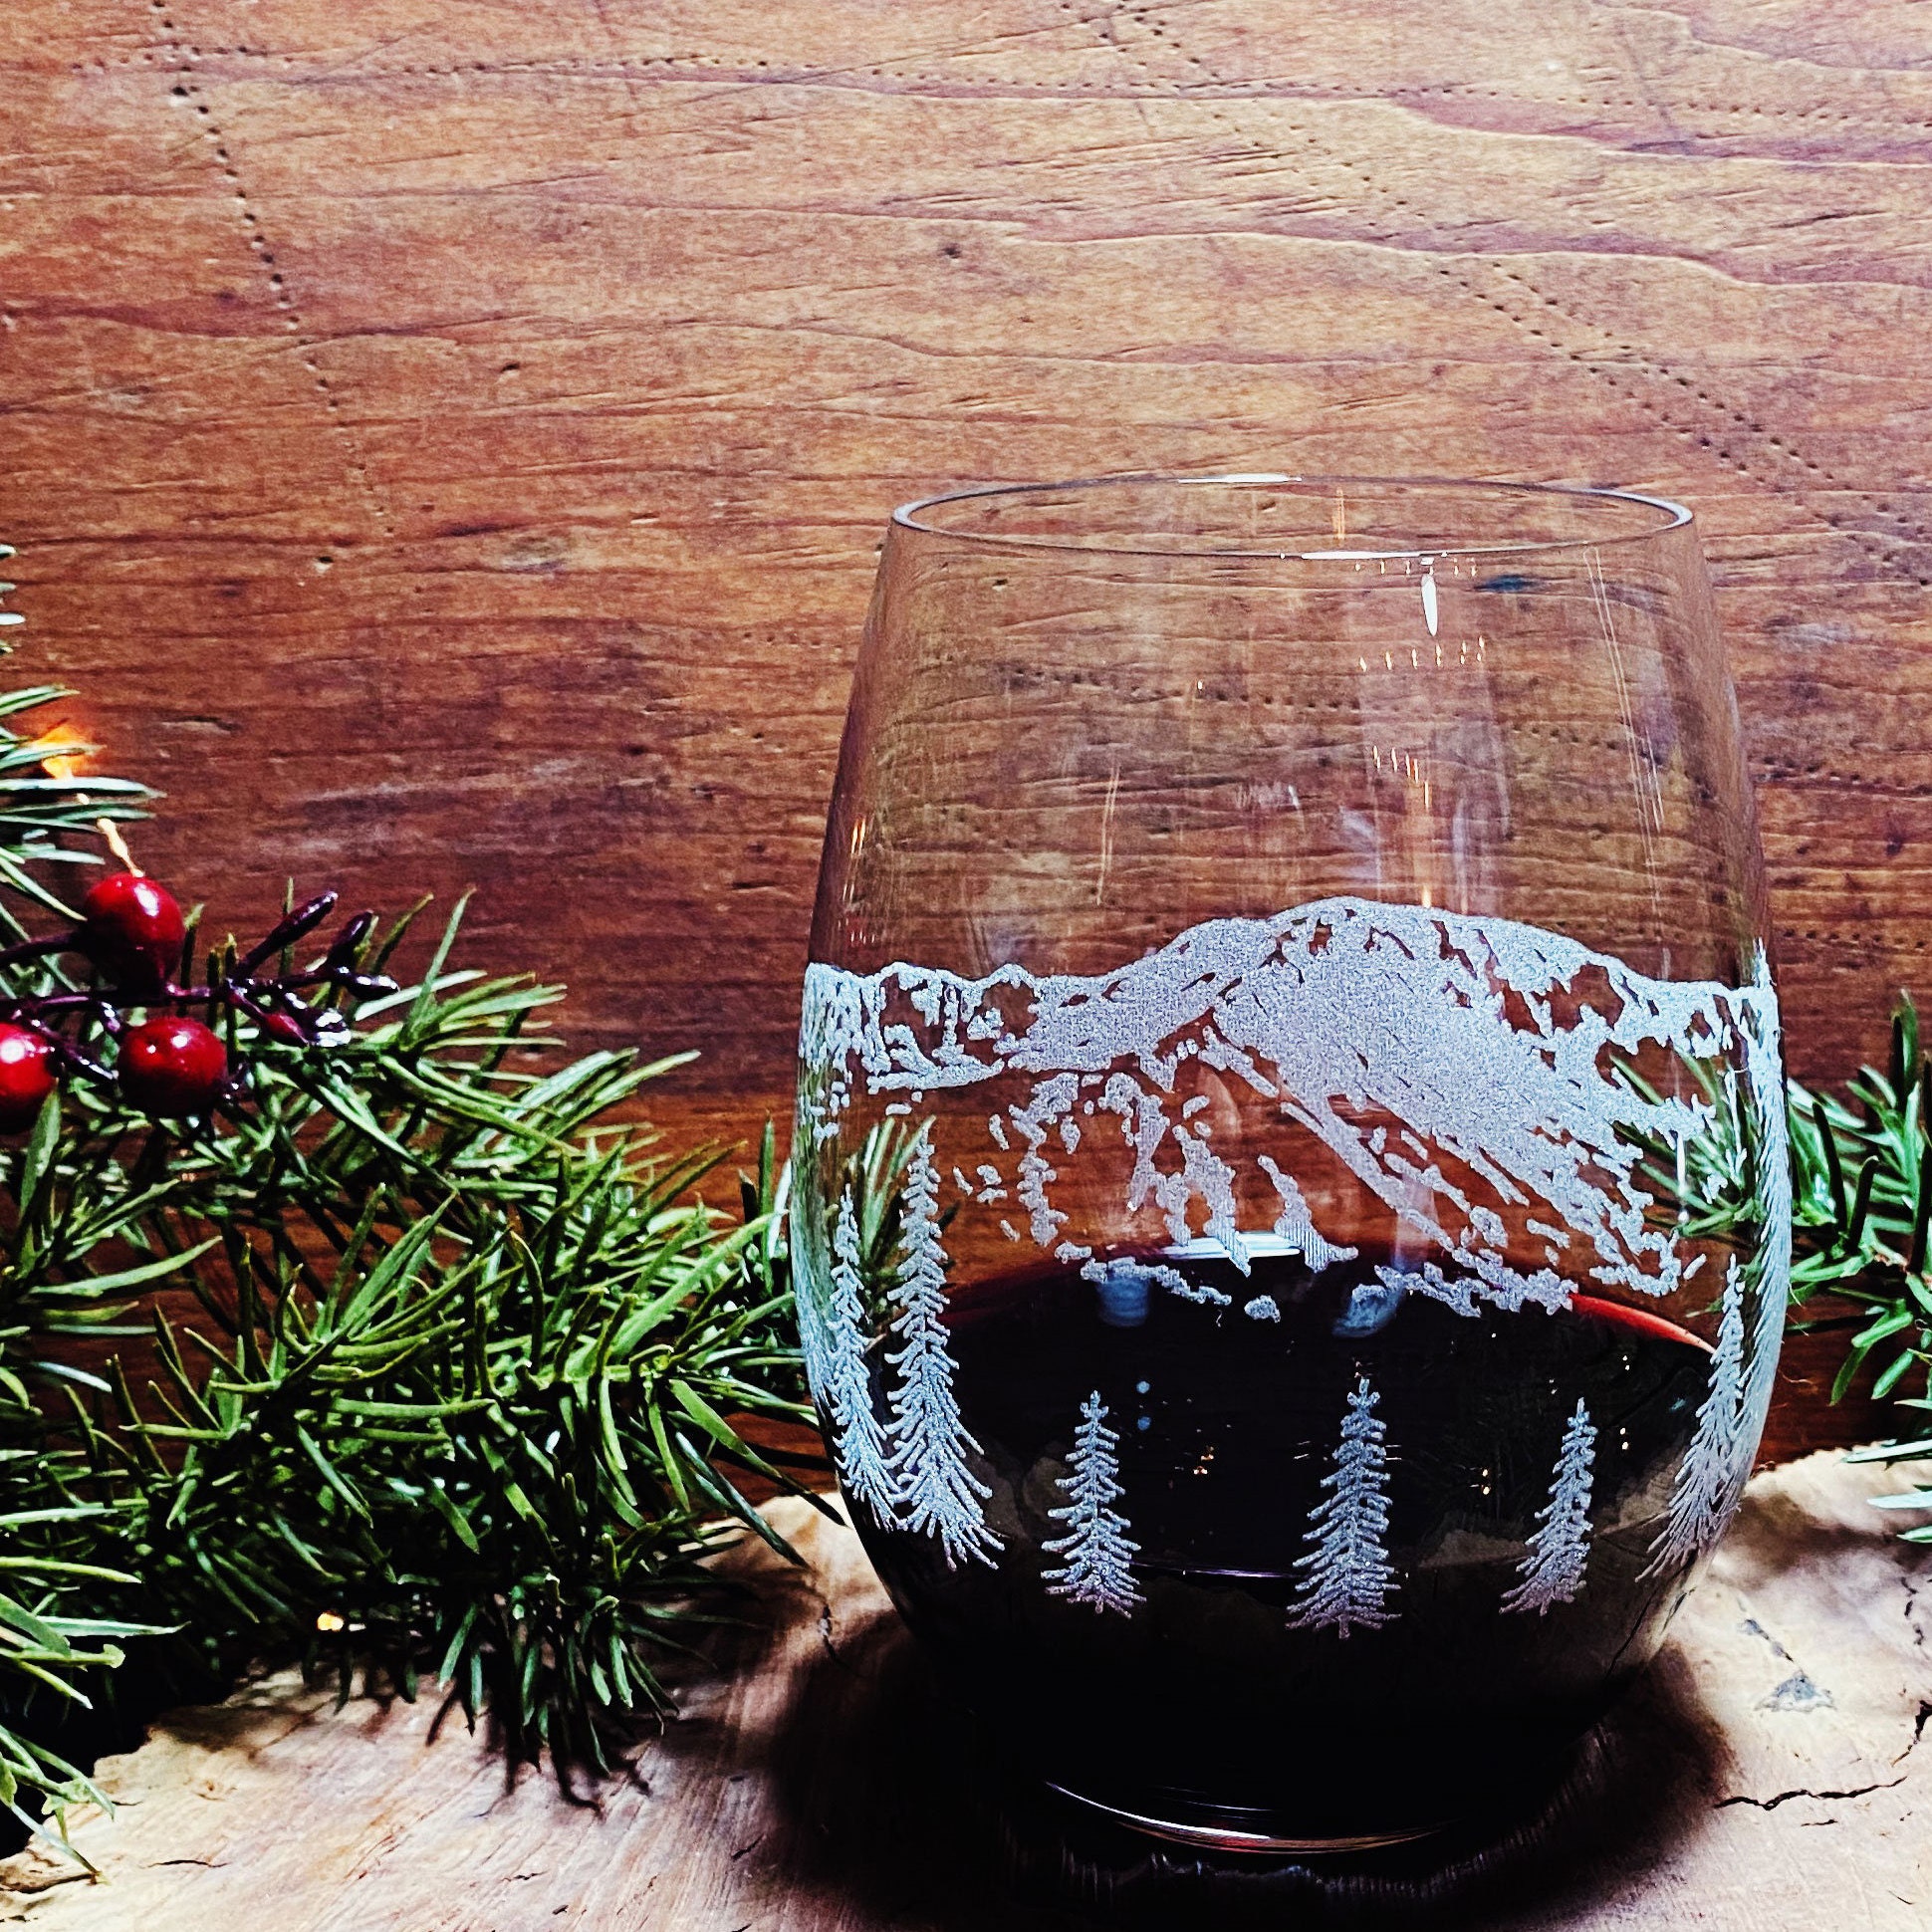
[891,473,1693,562]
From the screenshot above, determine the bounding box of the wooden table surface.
[3,1449,1927,1930]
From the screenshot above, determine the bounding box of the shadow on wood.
[753,1572,1725,1930]
[3,1461,1926,1930]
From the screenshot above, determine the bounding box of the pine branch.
[1614,998,1932,1538]
[1783,995,1932,1534]
[0,1454,166,1868]
[0,571,808,1846]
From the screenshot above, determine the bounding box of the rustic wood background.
[6,0,1931,1451]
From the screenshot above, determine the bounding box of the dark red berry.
[79,872,185,992]
[119,1017,226,1118]
[0,1025,57,1133]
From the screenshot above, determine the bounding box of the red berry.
[80,872,185,992]
[0,1025,56,1133]
[119,1017,226,1118]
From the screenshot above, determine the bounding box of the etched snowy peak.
[803,895,1782,1318]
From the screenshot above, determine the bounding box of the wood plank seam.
[1447,270,1872,547]
[139,0,396,544]
[1078,0,1932,591]
[1763,776,1932,802]
[582,0,661,188]
[1775,931,1929,963]
[66,20,1932,151]
[1481,264,1932,580]
[1136,2,1895,541]
[140,0,1927,593]
[1123,0,1924,561]
[1092,16,1932,137]
[71,47,1932,140]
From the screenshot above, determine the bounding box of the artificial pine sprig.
[0,551,810,1851]
[0,1466,161,1866]
[1785,997,1932,1536]
[1617,1011,1932,1535]
[1616,1050,1764,1251]
[1,893,811,1837]
[74,1100,810,1779]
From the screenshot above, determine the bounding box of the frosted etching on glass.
[1082,1254,1228,1308]
[1042,1390,1144,1617]
[1502,1399,1598,1615]
[1737,950,1791,1482]
[1648,1259,1750,1575]
[1258,1156,1358,1273]
[823,1188,895,1526]
[800,896,1786,1321]
[880,1129,1003,1569]
[1288,1375,1397,1637]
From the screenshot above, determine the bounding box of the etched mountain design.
[801,895,1786,1320]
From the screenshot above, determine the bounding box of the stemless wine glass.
[791,476,1789,1852]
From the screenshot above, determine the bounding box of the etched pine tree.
[1647,1258,1748,1575]
[823,1186,895,1526]
[881,1128,1003,1569]
[1042,1391,1143,1617]
[1288,1374,1397,1637]
[1502,1399,1597,1615]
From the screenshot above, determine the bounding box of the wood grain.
[5,0,1932,1450]
[3,1454,1928,1928]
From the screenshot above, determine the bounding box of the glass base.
[1041,1777,1446,1854]
[990,1738,1607,1929]
[1016,1722,1585,1865]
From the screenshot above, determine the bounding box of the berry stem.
[0,933,71,968]
[0,883,398,1125]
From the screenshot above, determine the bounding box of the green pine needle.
[1616,989,1932,1535]
[0,574,809,1847]
[1784,993,1932,1529]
